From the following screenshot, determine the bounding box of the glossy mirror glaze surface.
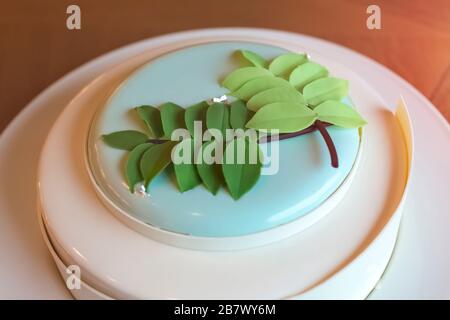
[87,42,360,237]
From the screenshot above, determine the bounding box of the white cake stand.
[0,28,448,299]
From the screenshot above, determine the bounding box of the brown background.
[1,0,449,132]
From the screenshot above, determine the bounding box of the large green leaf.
[315,100,367,128]
[230,100,252,130]
[135,105,164,138]
[303,77,348,106]
[222,137,262,200]
[140,141,177,189]
[268,53,307,77]
[246,102,317,133]
[230,76,291,100]
[289,62,329,90]
[247,87,305,112]
[206,102,230,136]
[222,67,272,91]
[126,143,154,192]
[102,130,148,150]
[173,139,202,192]
[196,141,223,195]
[160,102,185,138]
[239,50,268,68]
[184,101,209,137]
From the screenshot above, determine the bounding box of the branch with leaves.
[102,50,367,200]
[223,50,366,167]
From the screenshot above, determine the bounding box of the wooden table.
[1,0,449,132]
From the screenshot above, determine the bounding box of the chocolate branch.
[314,120,339,168]
[147,121,339,168]
[257,122,331,143]
[148,123,332,144]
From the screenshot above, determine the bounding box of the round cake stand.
[1,28,447,299]
[38,31,411,299]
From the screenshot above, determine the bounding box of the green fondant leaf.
[222,67,272,91]
[102,130,148,150]
[239,50,268,68]
[140,141,177,188]
[289,62,329,90]
[247,87,305,112]
[315,100,367,128]
[206,102,230,136]
[160,102,185,138]
[303,77,348,106]
[126,143,154,192]
[222,137,262,200]
[135,105,164,138]
[173,139,202,192]
[230,100,252,130]
[196,141,223,195]
[184,101,209,137]
[268,53,308,77]
[230,76,291,100]
[246,102,317,133]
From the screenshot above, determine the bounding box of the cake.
[87,41,365,243]
[37,32,412,299]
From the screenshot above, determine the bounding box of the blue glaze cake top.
[88,41,362,237]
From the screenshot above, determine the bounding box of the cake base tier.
[38,200,401,299]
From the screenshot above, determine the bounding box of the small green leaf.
[268,53,308,77]
[222,67,272,91]
[230,100,252,129]
[160,102,185,138]
[246,102,317,133]
[173,139,202,192]
[206,103,230,136]
[135,105,164,138]
[140,141,177,188]
[239,50,268,68]
[289,62,329,90]
[230,76,291,100]
[315,100,367,128]
[303,77,348,106]
[196,141,223,195]
[222,137,262,200]
[126,143,154,192]
[247,87,305,112]
[102,130,148,150]
[184,101,209,137]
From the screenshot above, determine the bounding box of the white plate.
[0,28,449,299]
